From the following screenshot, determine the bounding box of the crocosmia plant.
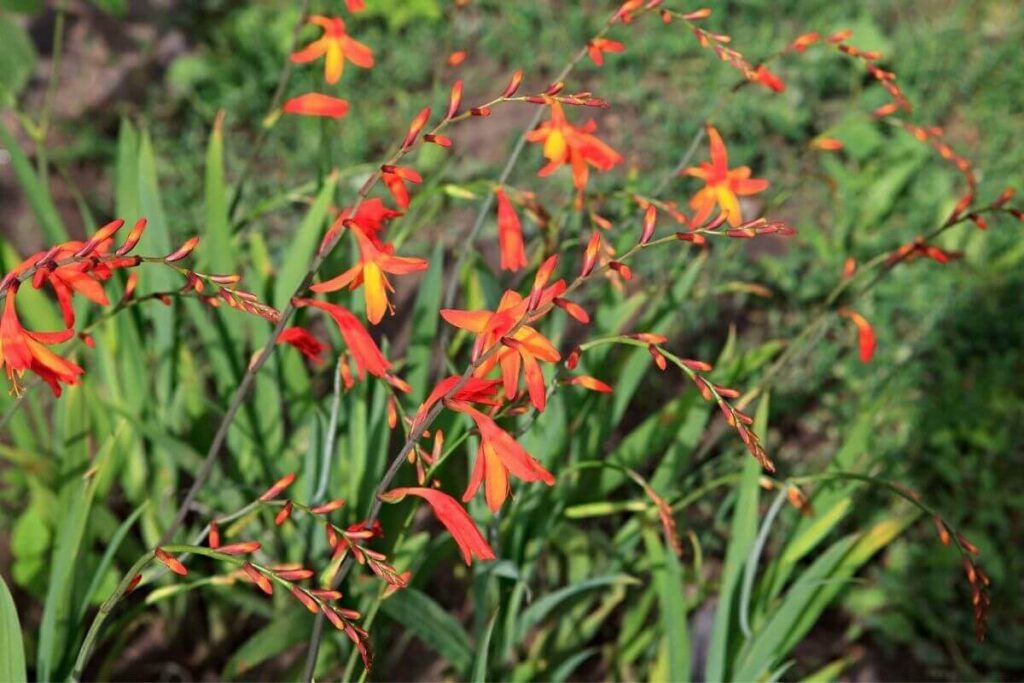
[1,1,1020,681]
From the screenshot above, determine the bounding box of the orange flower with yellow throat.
[683,125,769,227]
[526,98,623,206]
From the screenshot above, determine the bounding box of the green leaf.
[273,171,338,308]
[0,574,27,683]
[0,16,35,104]
[0,123,67,243]
[88,0,127,15]
[471,610,499,683]
[381,587,474,673]
[36,388,92,680]
[704,394,769,682]
[202,112,234,274]
[644,529,690,682]
[223,610,314,678]
[406,241,444,403]
[0,0,42,11]
[516,574,639,642]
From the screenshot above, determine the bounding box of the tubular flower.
[311,225,428,324]
[495,187,527,271]
[12,237,133,327]
[0,289,83,396]
[381,165,422,209]
[283,93,350,118]
[379,487,495,565]
[412,375,501,431]
[277,327,328,364]
[441,286,563,412]
[293,298,390,379]
[525,98,623,204]
[587,38,625,66]
[290,15,374,84]
[753,64,786,92]
[451,403,555,512]
[683,125,769,227]
[839,308,876,363]
[321,198,403,253]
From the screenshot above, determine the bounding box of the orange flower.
[683,125,769,227]
[379,487,495,564]
[345,0,366,12]
[587,38,625,66]
[0,289,83,396]
[525,99,623,204]
[441,286,563,411]
[311,225,428,324]
[838,308,876,363]
[564,375,613,393]
[495,187,526,271]
[293,298,390,378]
[291,16,373,84]
[452,403,554,512]
[283,93,350,118]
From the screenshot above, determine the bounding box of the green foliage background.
[0,0,1022,680]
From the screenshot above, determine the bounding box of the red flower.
[283,93,350,118]
[450,403,555,512]
[683,125,769,227]
[412,375,501,431]
[441,286,563,412]
[525,98,623,205]
[495,187,527,271]
[311,225,428,324]
[753,64,786,93]
[320,198,403,253]
[294,298,390,378]
[277,327,328,364]
[0,289,83,396]
[379,487,495,564]
[587,38,625,66]
[345,0,366,12]
[291,15,373,84]
[381,165,422,209]
[839,308,876,363]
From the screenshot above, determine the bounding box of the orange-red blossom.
[441,284,564,412]
[293,298,391,379]
[311,225,428,324]
[683,125,769,227]
[379,487,495,564]
[0,289,83,396]
[291,16,373,84]
[452,402,555,512]
[526,99,623,206]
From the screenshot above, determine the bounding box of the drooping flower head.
[311,226,428,325]
[683,125,769,227]
[526,98,623,206]
[291,15,374,84]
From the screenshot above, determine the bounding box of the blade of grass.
[0,575,27,683]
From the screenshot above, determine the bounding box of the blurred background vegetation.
[1,0,1022,680]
